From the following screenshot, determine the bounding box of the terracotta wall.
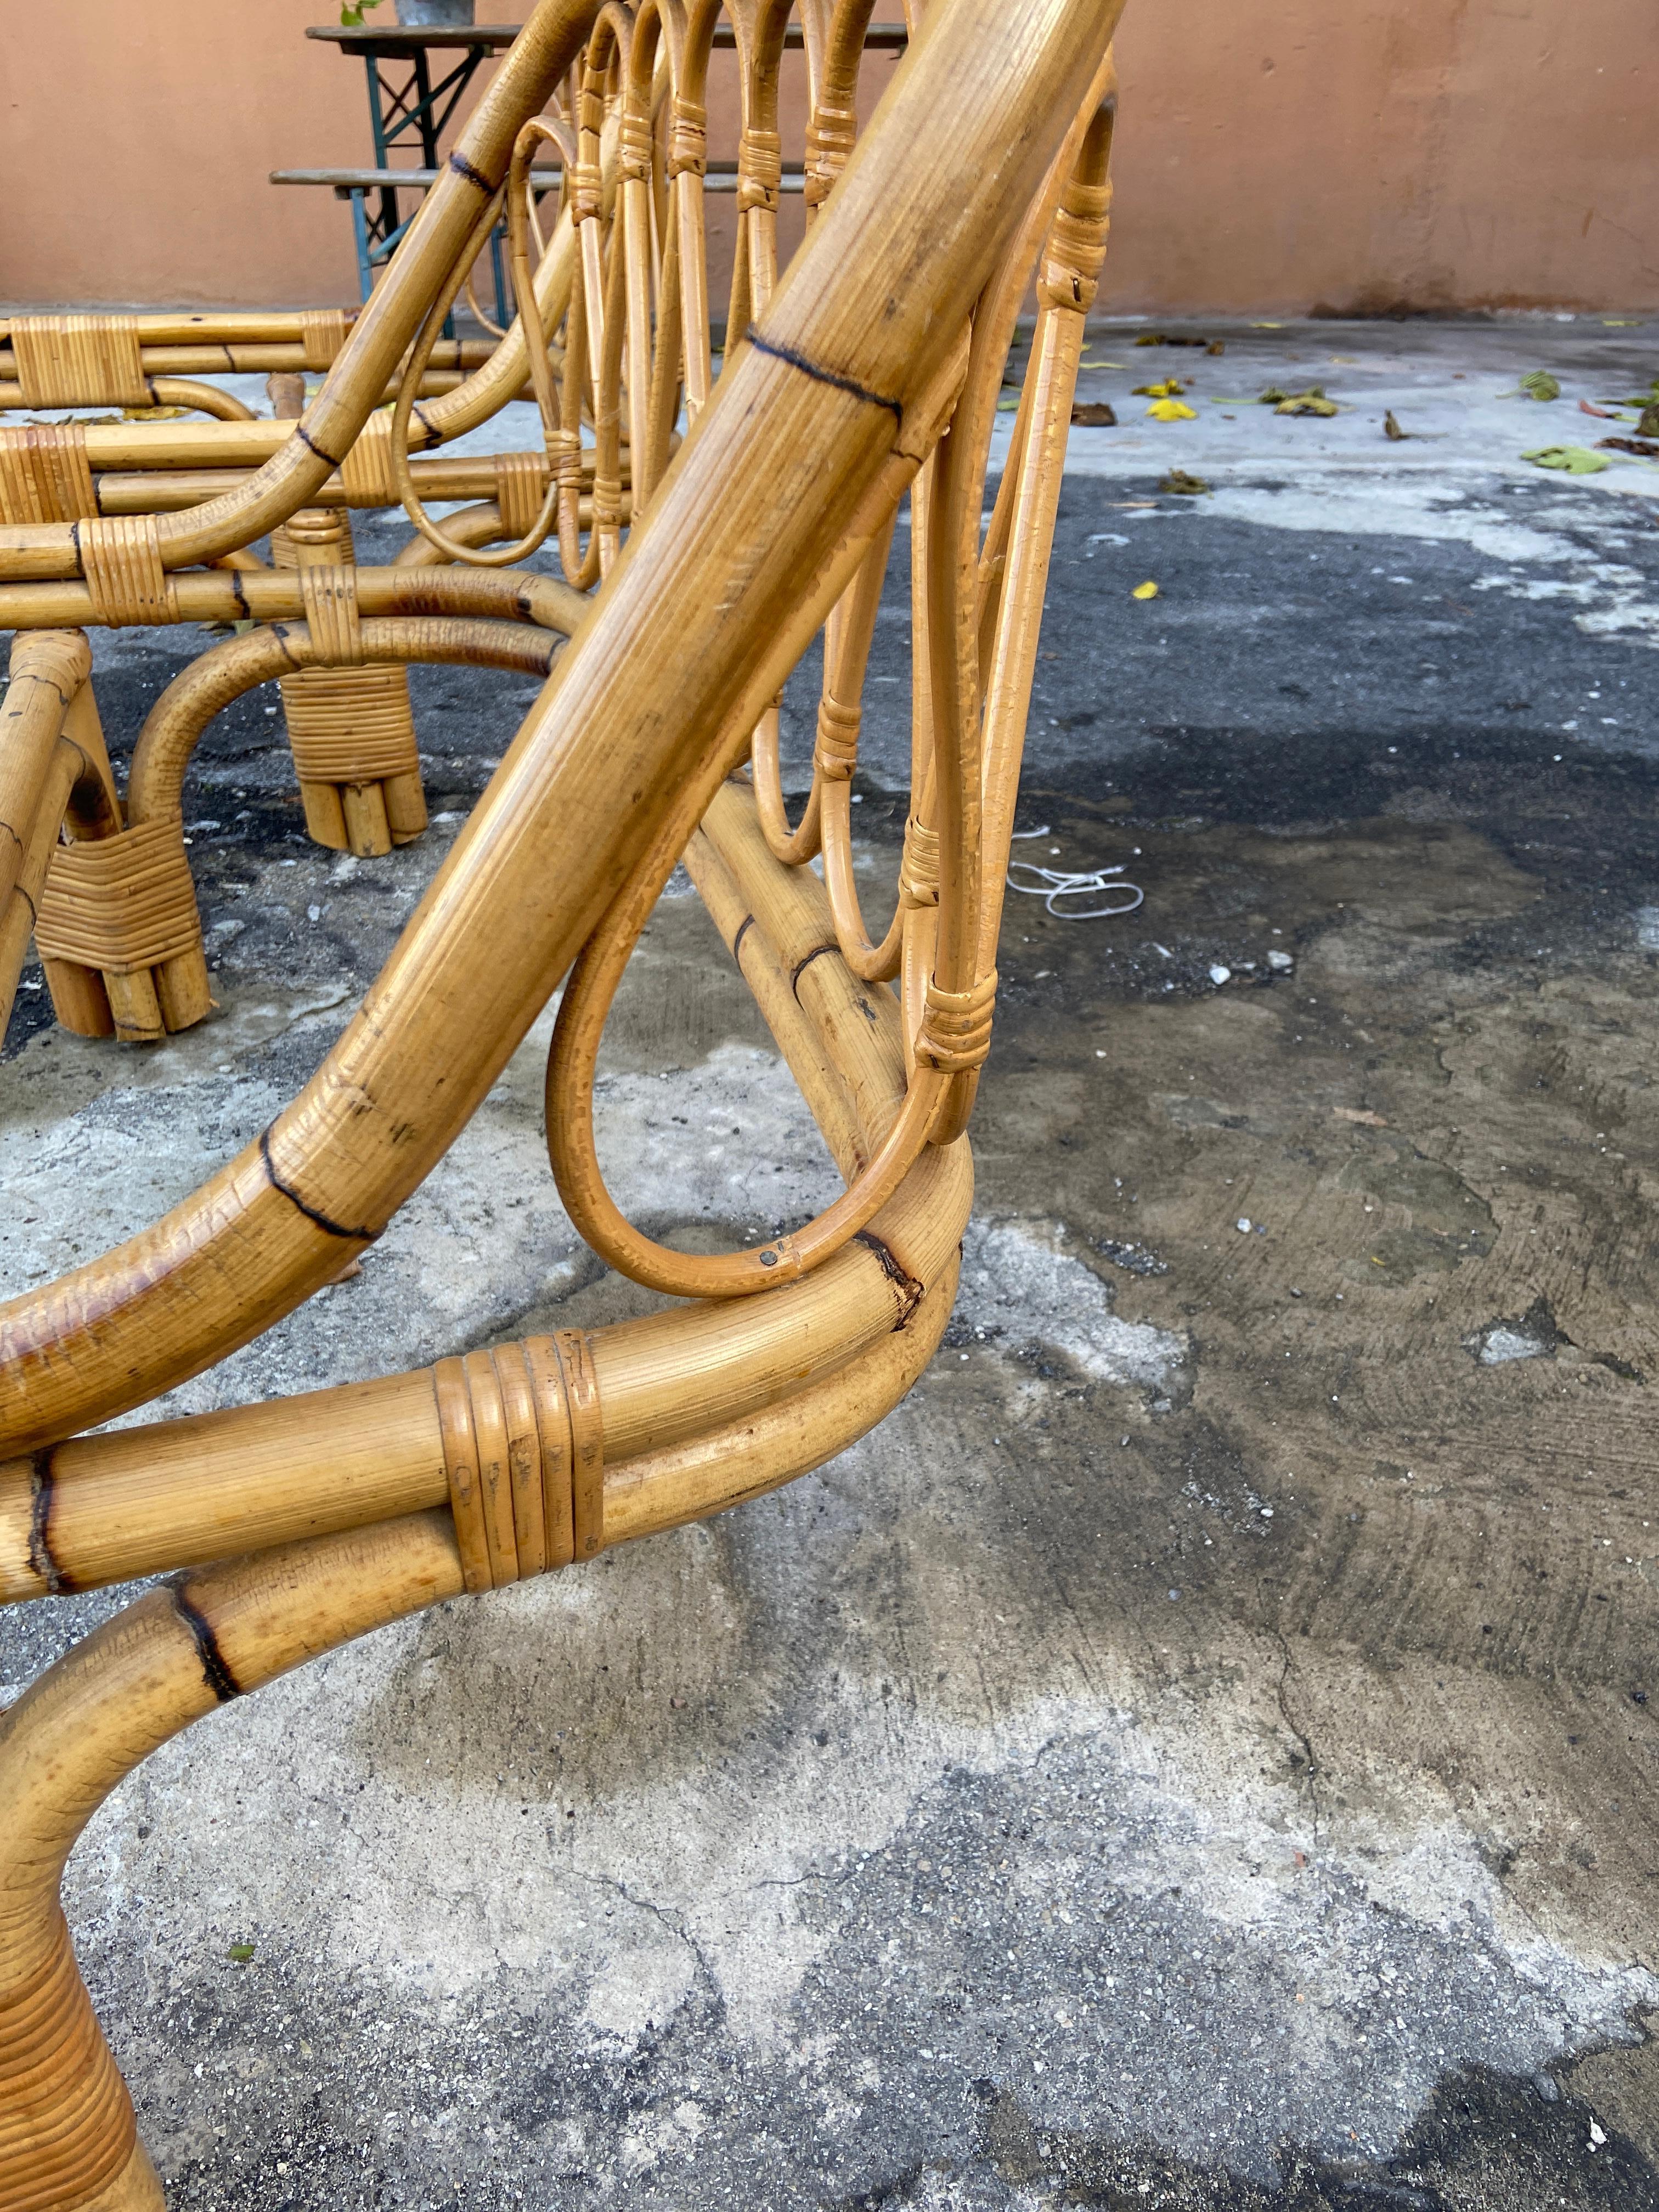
[2,1,1654,315]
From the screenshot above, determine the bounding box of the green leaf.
[1522,444,1611,475]
[1158,469,1210,496]
[227,1943,256,1963]
[1518,370,1561,402]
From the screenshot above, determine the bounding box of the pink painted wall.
[2,2,1654,315]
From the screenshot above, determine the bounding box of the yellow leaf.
[1132,377,1185,397]
[1147,398,1198,421]
[1132,580,1159,600]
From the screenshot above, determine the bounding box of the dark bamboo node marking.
[258,1126,379,1243]
[294,422,341,470]
[789,939,838,994]
[854,1229,925,1327]
[230,570,250,618]
[730,913,757,965]
[448,150,497,194]
[744,332,904,422]
[26,1449,65,1595]
[12,672,73,709]
[168,1582,243,1703]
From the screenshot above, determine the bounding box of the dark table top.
[308,20,908,50]
[307,25,523,50]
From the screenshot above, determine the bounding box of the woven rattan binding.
[0,1911,138,2208]
[271,514,425,851]
[9,314,148,409]
[34,816,203,977]
[0,425,98,526]
[301,308,350,373]
[281,670,425,788]
[436,1331,603,1592]
[76,516,177,628]
[494,450,547,541]
[338,414,396,506]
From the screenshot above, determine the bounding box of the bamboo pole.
[0,562,589,640]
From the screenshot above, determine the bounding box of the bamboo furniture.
[0,311,496,420]
[0,0,1122,2197]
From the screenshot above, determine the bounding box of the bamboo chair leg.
[0,632,91,1036]
[29,683,212,1048]
[269,503,426,861]
[0,637,205,1047]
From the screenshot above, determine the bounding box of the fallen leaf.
[1251,320,1283,330]
[1641,403,1659,438]
[1598,436,1659,458]
[226,1943,256,1964]
[1578,398,1618,420]
[1070,401,1117,427]
[1272,386,1338,417]
[1334,1107,1388,1127]
[1133,333,1166,347]
[1135,333,1210,348]
[1523,444,1611,474]
[121,404,191,420]
[1207,340,1226,356]
[1518,369,1561,402]
[1146,398,1198,421]
[1384,410,1407,441]
[1132,377,1186,397]
[1158,467,1210,495]
[995,396,1019,412]
[1131,580,1159,600]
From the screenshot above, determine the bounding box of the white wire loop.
[1006,826,1144,920]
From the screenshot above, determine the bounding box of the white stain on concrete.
[958,1216,1186,1391]
[1478,1324,1553,1365]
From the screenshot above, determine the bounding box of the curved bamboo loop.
[124,618,567,829]
[545,803,947,1297]
[387,129,565,568]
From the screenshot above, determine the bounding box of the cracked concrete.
[2,322,1658,2207]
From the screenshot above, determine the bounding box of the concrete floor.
[2,319,1658,2208]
